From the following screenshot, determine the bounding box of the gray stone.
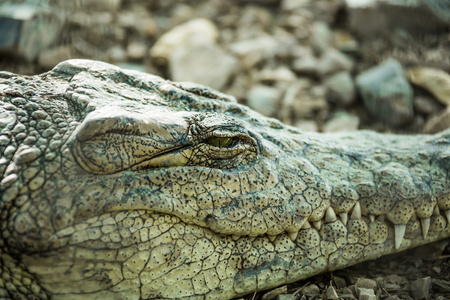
[357,288,376,300]
[170,44,238,91]
[323,112,359,132]
[356,278,377,290]
[0,2,63,60]
[247,85,281,117]
[292,53,319,76]
[410,277,431,299]
[310,21,332,55]
[356,59,413,126]
[317,48,354,76]
[324,71,355,106]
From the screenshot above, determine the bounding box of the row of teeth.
[230,203,450,250]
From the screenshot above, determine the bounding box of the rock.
[356,59,414,126]
[346,0,449,38]
[357,288,376,300]
[0,2,63,60]
[410,277,431,299]
[246,85,281,117]
[310,21,332,55]
[294,120,318,132]
[323,111,359,132]
[258,67,296,83]
[355,278,377,290]
[324,71,355,106]
[38,46,73,69]
[169,44,238,91]
[406,67,450,106]
[317,48,354,76]
[261,285,287,300]
[326,286,339,299]
[423,106,450,133]
[108,46,127,63]
[126,41,147,61]
[292,52,319,76]
[333,276,347,289]
[333,30,359,54]
[150,18,219,62]
[413,95,444,116]
[301,284,320,297]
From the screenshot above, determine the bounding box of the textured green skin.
[0,60,449,299]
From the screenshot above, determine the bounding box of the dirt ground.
[1,0,450,299]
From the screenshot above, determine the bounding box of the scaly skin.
[0,59,449,299]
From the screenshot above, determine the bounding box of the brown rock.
[326,286,339,300]
[301,284,320,297]
[406,67,450,106]
[423,106,450,133]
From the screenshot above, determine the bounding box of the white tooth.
[302,221,311,229]
[369,214,375,223]
[232,235,240,241]
[325,207,337,223]
[394,224,406,250]
[433,205,440,216]
[446,210,450,224]
[350,202,361,220]
[267,235,276,242]
[313,220,321,230]
[288,231,299,242]
[340,212,348,225]
[421,218,430,239]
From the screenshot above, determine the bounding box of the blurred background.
[1,0,449,134]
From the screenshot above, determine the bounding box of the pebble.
[413,95,444,115]
[292,52,319,76]
[246,85,281,117]
[126,41,147,61]
[326,286,339,299]
[356,278,377,290]
[108,46,127,63]
[301,284,320,297]
[333,30,359,54]
[324,71,355,106]
[410,277,431,299]
[317,48,354,76]
[405,66,450,106]
[150,18,219,62]
[169,44,237,91]
[323,111,359,132]
[423,104,450,133]
[357,288,376,300]
[333,276,347,289]
[356,59,414,126]
[310,21,332,55]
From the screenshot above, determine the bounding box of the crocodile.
[0,59,449,299]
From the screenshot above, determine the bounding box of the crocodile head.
[1,59,449,299]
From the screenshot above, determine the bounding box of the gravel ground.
[1,0,450,299]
